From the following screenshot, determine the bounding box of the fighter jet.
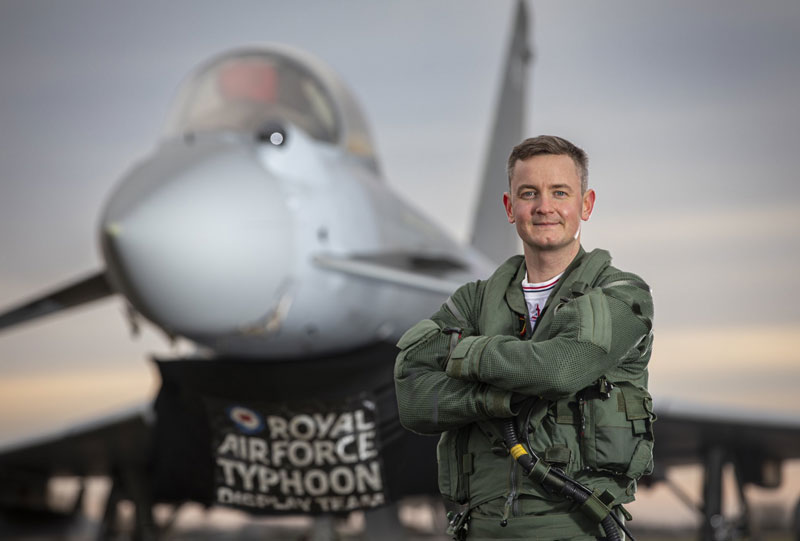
[0,2,527,538]
[1,2,799,540]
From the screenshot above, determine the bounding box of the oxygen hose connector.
[501,418,628,541]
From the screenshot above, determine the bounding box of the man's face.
[503,154,595,254]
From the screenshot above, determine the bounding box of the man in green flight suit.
[394,135,655,540]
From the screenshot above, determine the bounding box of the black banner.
[208,396,386,513]
[151,343,438,514]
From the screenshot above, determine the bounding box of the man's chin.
[526,238,577,252]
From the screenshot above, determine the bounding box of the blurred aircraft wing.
[0,271,113,333]
[649,401,800,539]
[0,403,152,478]
[313,252,465,295]
[653,400,800,470]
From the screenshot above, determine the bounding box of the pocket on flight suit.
[584,384,655,479]
[550,288,613,353]
[396,319,440,351]
[436,428,470,503]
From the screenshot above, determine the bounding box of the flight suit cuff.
[482,386,515,418]
[445,335,490,380]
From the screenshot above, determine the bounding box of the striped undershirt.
[521,272,563,332]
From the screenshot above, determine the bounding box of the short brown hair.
[507,135,588,193]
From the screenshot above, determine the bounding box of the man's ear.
[581,189,596,221]
[503,192,515,223]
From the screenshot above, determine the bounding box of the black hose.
[502,418,536,472]
[602,515,622,541]
[501,418,625,541]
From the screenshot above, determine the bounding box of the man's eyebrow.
[515,183,573,193]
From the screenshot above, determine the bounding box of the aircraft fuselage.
[100,122,492,357]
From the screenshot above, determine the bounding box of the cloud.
[0,365,156,447]
[649,323,800,411]
[582,203,800,327]
[587,204,800,246]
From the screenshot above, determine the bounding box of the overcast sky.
[1,0,799,524]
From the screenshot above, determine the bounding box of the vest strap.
[445,296,469,327]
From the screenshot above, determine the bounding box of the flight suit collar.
[504,256,530,316]
[505,246,588,315]
[505,247,594,341]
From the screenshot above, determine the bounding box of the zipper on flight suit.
[504,312,530,523]
[502,270,563,526]
[501,460,519,526]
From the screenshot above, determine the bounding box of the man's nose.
[535,194,554,213]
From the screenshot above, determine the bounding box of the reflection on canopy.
[163,46,378,165]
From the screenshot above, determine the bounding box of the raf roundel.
[227,405,265,434]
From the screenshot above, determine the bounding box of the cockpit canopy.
[163,45,378,165]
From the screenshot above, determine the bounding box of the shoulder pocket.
[397,319,440,350]
[578,291,612,352]
[551,289,612,353]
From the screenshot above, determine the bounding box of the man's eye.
[554,190,568,197]
[520,191,535,199]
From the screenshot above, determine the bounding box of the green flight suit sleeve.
[445,284,653,399]
[394,283,516,436]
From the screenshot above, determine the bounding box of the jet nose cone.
[101,140,293,338]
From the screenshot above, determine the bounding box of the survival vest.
[429,249,655,518]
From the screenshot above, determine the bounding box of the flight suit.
[394,248,655,539]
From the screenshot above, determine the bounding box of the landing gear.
[363,502,405,540]
[98,469,157,541]
[702,445,725,541]
[700,446,751,541]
